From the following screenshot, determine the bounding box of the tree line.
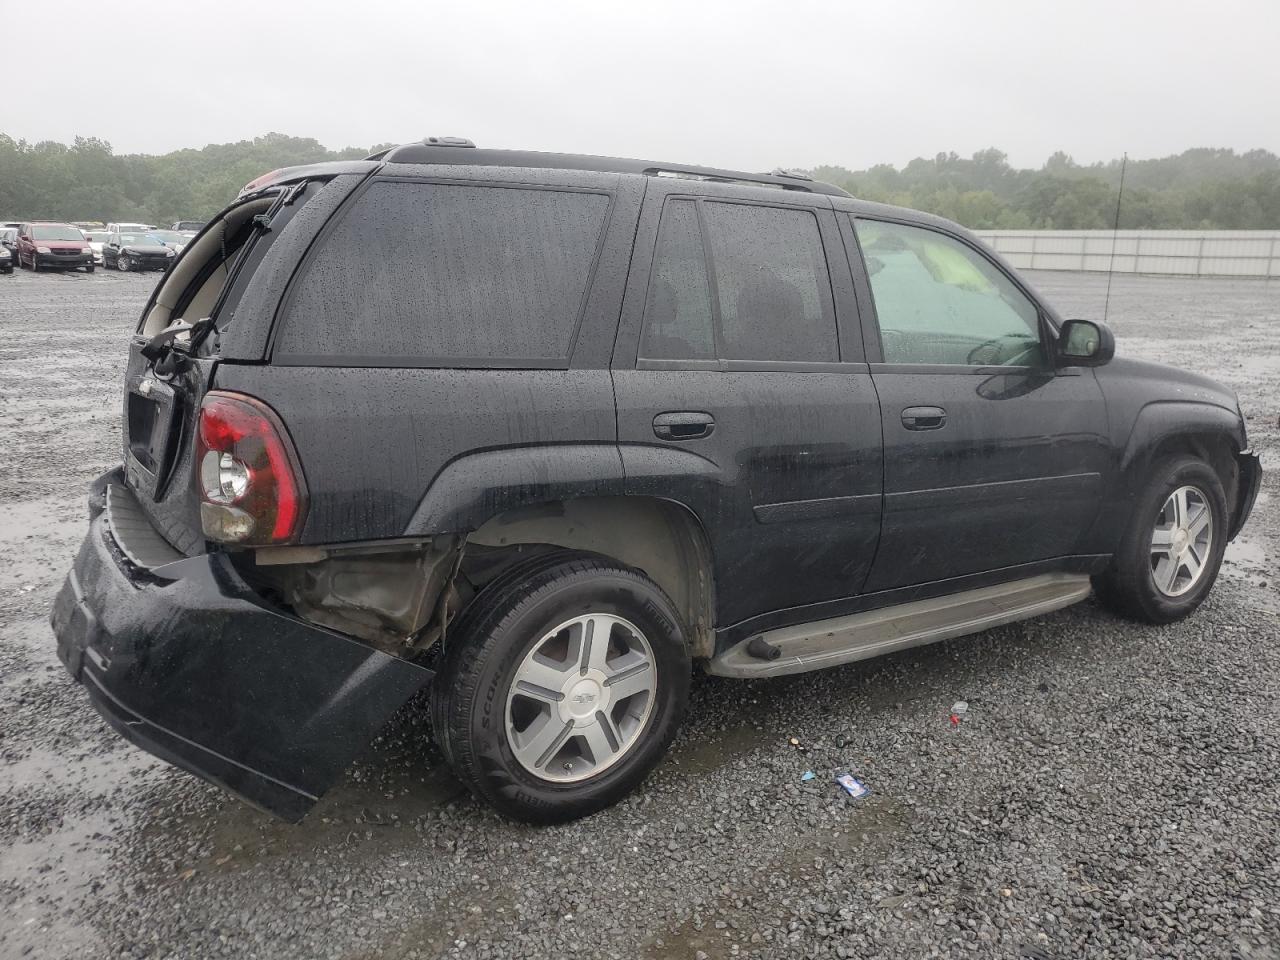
[1,133,1277,230]
[811,147,1280,230]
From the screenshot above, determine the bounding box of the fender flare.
[1117,400,1245,496]
[403,444,626,536]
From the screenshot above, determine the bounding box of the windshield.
[151,230,185,243]
[85,231,111,242]
[31,225,86,242]
[119,233,163,245]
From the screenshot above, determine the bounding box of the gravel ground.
[0,266,1277,960]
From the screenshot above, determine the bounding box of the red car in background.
[16,222,95,272]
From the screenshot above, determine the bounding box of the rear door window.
[274,181,610,366]
[636,199,840,364]
[702,202,838,363]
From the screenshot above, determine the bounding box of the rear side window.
[702,202,837,363]
[275,181,609,365]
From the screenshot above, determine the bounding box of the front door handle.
[653,411,715,441]
[901,406,947,430]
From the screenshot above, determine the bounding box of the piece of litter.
[949,700,969,726]
[801,770,816,781]
[835,773,870,799]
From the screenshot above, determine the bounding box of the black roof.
[377,139,850,198]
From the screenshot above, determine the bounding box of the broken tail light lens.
[195,391,308,545]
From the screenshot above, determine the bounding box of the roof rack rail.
[771,167,814,182]
[376,143,851,197]
[643,167,812,193]
[422,136,476,148]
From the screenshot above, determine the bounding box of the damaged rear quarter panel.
[213,365,622,543]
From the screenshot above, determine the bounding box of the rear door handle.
[653,411,715,441]
[901,405,947,430]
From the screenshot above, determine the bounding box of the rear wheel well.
[463,497,716,657]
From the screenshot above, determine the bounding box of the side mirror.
[1058,319,1115,367]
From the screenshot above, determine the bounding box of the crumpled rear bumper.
[50,469,432,821]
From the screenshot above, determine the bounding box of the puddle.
[0,810,116,957]
[662,723,765,778]
[129,705,469,880]
[0,745,161,798]
[644,796,909,959]
[1224,536,1267,569]
[0,497,87,599]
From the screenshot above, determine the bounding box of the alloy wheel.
[505,613,657,784]
[1150,484,1213,597]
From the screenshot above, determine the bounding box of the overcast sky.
[8,0,1279,171]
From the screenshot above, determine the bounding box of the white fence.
[971,230,1280,277]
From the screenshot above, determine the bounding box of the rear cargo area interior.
[140,196,275,335]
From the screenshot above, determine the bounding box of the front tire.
[432,556,690,823]
[1093,456,1228,624]
[117,254,131,272]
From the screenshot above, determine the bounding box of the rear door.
[612,179,883,635]
[843,214,1111,591]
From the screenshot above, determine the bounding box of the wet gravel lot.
[1,266,1277,960]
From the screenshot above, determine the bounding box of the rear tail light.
[195,391,308,545]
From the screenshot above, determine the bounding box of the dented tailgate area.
[50,471,434,821]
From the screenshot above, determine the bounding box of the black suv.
[51,140,1261,824]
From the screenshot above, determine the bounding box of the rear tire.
[432,556,690,823]
[1093,456,1228,624]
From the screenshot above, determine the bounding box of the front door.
[612,182,883,633]
[845,215,1111,592]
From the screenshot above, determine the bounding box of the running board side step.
[705,574,1092,679]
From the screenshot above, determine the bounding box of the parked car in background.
[103,229,175,271]
[16,222,95,272]
[0,242,11,274]
[171,220,206,233]
[0,227,18,264]
[106,221,155,234]
[83,230,111,265]
[150,229,191,255]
